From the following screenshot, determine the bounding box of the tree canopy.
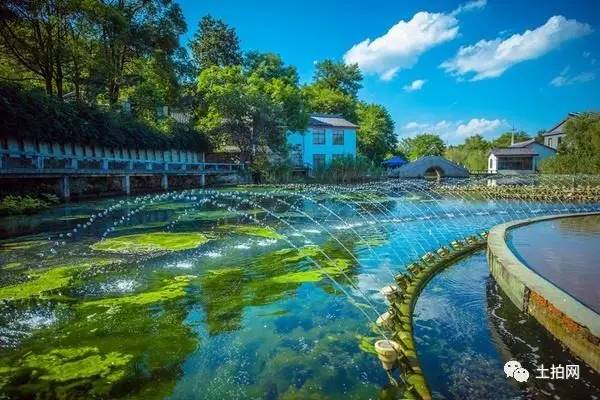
[540,113,600,174]
[399,134,446,161]
[190,15,242,71]
[196,58,307,161]
[445,134,491,171]
[0,83,209,151]
[355,103,396,163]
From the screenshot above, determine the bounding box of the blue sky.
[177,0,600,144]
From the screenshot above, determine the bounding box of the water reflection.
[508,215,600,313]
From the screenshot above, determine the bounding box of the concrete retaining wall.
[487,213,600,372]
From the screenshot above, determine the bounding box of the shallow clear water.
[0,183,598,399]
[413,251,600,399]
[507,214,600,313]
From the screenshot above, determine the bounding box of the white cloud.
[401,118,507,144]
[451,0,487,16]
[343,12,460,81]
[441,16,593,81]
[403,79,427,92]
[550,66,596,86]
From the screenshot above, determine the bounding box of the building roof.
[542,112,581,137]
[510,139,536,148]
[308,113,359,129]
[490,147,538,156]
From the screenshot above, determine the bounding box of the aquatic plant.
[218,224,284,240]
[81,275,194,308]
[91,232,210,254]
[0,266,78,301]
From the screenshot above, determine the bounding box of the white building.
[542,112,580,150]
[488,139,556,174]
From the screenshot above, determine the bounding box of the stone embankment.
[436,184,600,203]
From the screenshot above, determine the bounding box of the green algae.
[81,275,194,309]
[0,239,46,252]
[3,262,22,270]
[0,266,78,301]
[219,224,284,239]
[179,208,265,221]
[199,240,358,335]
[0,347,133,397]
[113,221,169,232]
[0,271,198,399]
[91,232,210,254]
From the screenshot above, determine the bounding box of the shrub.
[0,194,58,216]
[0,83,210,152]
[312,155,383,183]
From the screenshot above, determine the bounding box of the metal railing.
[0,149,242,176]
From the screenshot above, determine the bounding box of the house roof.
[510,139,557,152]
[510,139,536,148]
[490,147,538,156]
[309,113,359,129]
[542,112,581,137]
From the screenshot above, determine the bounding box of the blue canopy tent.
[381,155,407,169]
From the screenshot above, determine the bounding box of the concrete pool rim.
[487,212,600,372]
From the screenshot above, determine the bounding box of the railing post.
[127,161,133,171]
[70,158,78,169]
[161,174,169,191]
[146,162,152,171]
[101,159,109,171]
[200,174,206,187]
[36,156,44,169]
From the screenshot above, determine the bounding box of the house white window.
[489,158,492,169]
[313,128,325,145]
[313,154,325,168]
[332,129,344,145]
[548,137,553,148]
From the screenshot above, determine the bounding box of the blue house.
[287,113,358,170]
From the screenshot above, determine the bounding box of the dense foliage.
[540,113,600,174]
[399,134,446,161]
[0,83,210,151]
[313,155,384,183]
[444,131,533,172]
[0,194,59,216]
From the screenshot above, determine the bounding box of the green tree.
[399,134,446,161]
[196,63,307,163]
[491,131,530,147]
[190,15,241,71]
[303,59,363,121]
[313,60,362,97]
[355,102,396,163]
[540,113,600,174]
[0,0,73,96]
[302,84,357,121]
[445,134,491,171]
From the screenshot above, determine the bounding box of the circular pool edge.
[487,212,600,373]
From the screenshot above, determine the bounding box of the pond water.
[0,182,598,399]
[413,251,600,399]
[507,214,600,313]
